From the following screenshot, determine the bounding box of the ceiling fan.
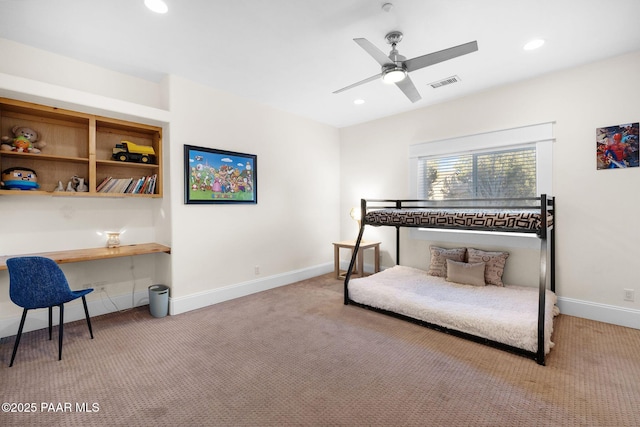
[333,31,478,103]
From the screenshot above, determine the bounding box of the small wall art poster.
[184,145,257,204]
[596,122,639,169]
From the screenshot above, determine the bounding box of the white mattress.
[348,265,558,354]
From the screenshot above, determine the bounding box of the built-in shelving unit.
[0,97,162,197]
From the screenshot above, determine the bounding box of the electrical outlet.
[93,281,107,293]
[624,289,635,302]
[254,265,260,275]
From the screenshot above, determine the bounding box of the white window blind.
[417,146,537,202]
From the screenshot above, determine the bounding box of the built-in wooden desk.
[0,243,171,271]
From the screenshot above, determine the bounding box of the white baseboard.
[557,297,640,329]
[170,262,334,315]
[0,289,149,339]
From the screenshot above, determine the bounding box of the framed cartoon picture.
[184,145,257,204]
[596,122,639,170]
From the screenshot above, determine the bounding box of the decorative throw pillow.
[427,246,466,277]
[467,248,509,286]
[446,259,486,286]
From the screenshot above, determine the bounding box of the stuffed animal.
[1,167,40,190]
[1,126,47,154]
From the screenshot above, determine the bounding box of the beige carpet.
[1,273,639,426]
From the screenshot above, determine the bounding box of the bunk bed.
[343,194,556,365]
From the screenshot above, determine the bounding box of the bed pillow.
[427,246,466,277]
[467,248,509,286]
[445,260,486,286]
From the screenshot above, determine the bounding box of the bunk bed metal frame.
[343,194,555,365]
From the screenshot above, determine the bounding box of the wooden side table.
[332,240,381,279]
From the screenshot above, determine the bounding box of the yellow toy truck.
[112,140,156,164]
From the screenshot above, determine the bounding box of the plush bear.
[1,126,47,154]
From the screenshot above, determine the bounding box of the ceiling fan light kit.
[382,66,407,84]
[333,30,478,103]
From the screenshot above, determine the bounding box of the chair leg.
[81,296,94,339]
[58,304,64,361]
[9,309,28,367]
[48,306,53,340]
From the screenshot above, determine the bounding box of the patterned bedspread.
[364,208,553,231]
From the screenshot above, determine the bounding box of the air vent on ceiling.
[429,75,461,89]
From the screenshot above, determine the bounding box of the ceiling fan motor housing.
[385,31,406,66]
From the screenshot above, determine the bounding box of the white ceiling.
[1,0,640,128]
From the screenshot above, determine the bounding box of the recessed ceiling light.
[145,0,168,14]
[523,39,545,51]
[354,99,365,105]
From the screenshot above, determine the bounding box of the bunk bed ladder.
[344,199,367,305]
[536,194,548,365]
[395,200,401,265]
[550,196,556,293]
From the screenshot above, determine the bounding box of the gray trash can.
[148,284,169,318]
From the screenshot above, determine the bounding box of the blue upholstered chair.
[6,256,94,367]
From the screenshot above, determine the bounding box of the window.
[410,123,553,201]
[417,146,537,201]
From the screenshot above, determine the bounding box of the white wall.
[0,39,164,110]
[167,76,340,311]
[340,50,640,328]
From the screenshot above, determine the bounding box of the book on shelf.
[149,174,157,194]
[128,178,139,194]
[140,175,152,194]
[97,175,157,194]
[119,178,134,193]
[143,175,153,194]
[96,176,112,192]
[100,178,120,193]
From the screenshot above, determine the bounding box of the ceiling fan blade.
[333,73,382,94]
[395,76,421,103]
[404,40,478,72]
[354,38,393,66]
